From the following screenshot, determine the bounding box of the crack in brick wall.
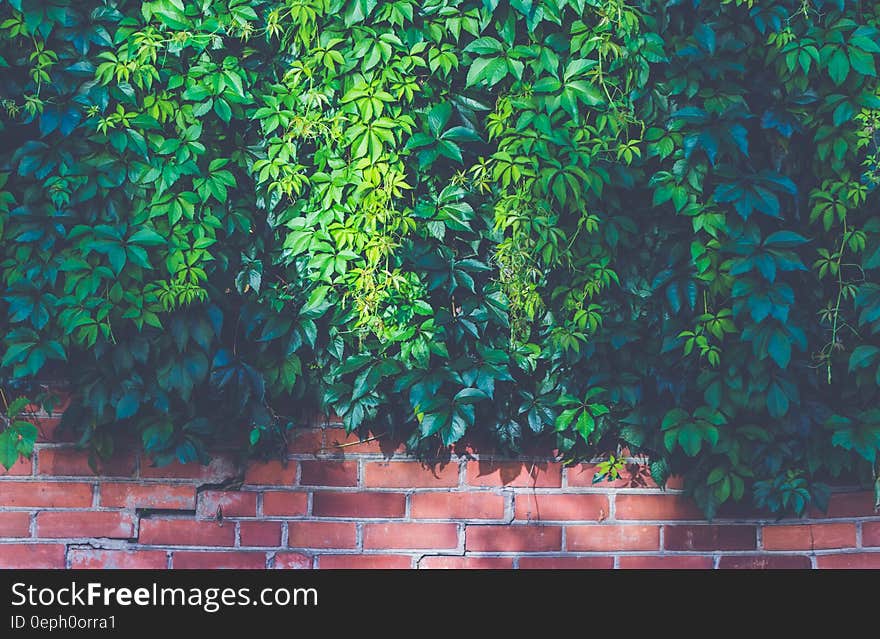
[1,419,879,569]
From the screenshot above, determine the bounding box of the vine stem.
[827,218,848,385]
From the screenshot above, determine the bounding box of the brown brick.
[663,525,756,551]
[240,521,282,547]
[816,552,880,569]
[0,456,32,476]
[0,544,65,568]
[319,554,413,569]
[364,461,458,488]
[100,483,195,510]
[300,461,358,486]
[411,492,505,520]
[519,556,614,569]
[762,523,855,551]
[515,494,608,521]
[813,491,875,518]
[615,494,703,520]
[862,522,880,547]
[139,456,235,482]
[288,522,357,549]
[0,512,31,537]
[244,461,297,486]
[287,429,324,454]
[567,525,660,551]
[196,491,258,518]
[36,511,134,539]
[172,551,266,569]
[619,555,714,569]
[69,549,167,569]
[466,525,561,552]
[312,492,405,518]
[420,555,514,569]
[262,491,308,516]
[38,447,135,477]
[719,555,811,569]
[466,460,562,488]
[274,552,312,569]
[0,481,93,508]
[139,518,234,547]
[364,523,458,550]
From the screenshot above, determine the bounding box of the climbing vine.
[3,0,880,516]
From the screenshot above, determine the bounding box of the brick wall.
[1,410,879,569]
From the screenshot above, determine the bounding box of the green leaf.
[661,408,688,430]
[128,228,166,246]
[0,430,17,470]
[575,409,595,441]
[849,345,880,371]
[678,423,703,456]
[828,47,850,84]
[466,57,508,87]
[767,330,792,369]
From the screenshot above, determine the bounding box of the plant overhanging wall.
[2,0,880,516]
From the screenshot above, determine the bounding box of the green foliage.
[0,391,38,470]
[3,0,880,516]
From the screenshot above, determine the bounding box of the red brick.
[288,522,357,549]
[301,461,357,486]
[197,490,258,518]
[287,429,324,454]
[615,494,703,520]
[411,492,505,520]
[0,512,30,537]
[313,492,405,518]
[863,522,880,547]
[567,525,660,551]
[0,481,93,508]
[173,551,266,569]
[466,460,562,488]
[274,552,312,569]
[100,483,195,510]
[718,555,811,569]
[519,556,614,569]
[36,511,134,539]
[762,523,855,551]
[139,518,235,547]
[365,461,459,488]
[320,554,413,569]
[567,463,658,489]
[262,491,308,516]
[69,549,167,569]
[36,416,64,442]
[0,543,66,568]
[619,555,714,569]
[139,456,236,482]
[240,521,282,547]
[37,447,135,477]
[420,555,514,569]
[244,460,297,485]
[364,523,458,550]
[324,428,386,454]
[0,456,33,476]
[664,525,756,551]
[813,491,875,518]
[319,411,343,425]
[515,494,608,521]
[452,432,502,457]
[816,553,880,569]
[467,525,561,552]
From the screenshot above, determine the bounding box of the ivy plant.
[3,0,880,516]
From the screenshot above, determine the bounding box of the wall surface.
[1,407,879,569]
